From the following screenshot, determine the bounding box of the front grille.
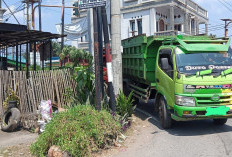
[195,94,232,107]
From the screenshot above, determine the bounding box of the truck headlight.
[175,95,195,107]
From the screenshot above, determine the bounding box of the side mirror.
[161,58,169,70]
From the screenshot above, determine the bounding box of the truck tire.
[159,97,172,129]
[213,118,227,125]
[1,108,21,132]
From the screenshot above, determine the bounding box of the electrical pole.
[23,0,30,29]
[101,6,116,112]
[31,0,34,29]
[93,8,102,111]
[111,0,122,95]
[61,0,65,50]
[38,0,41,31]
[97,7,104,99]
[221,19,232,38]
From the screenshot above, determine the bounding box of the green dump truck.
[122,35,232,129]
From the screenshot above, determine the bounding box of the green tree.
[52,41,61,57]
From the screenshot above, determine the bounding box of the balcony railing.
[154,30,190,36]
[176,0,208,17]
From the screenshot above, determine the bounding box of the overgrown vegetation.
[63,64,95,106]
[30,105,121,157]
[30,46,136,156]
[115,91,135,131]
[72,66,95,104]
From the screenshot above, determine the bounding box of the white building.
[65,0,208,52]
[121,0,208,39]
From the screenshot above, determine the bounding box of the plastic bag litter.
[38,100,52,133]
[40,100,52,121]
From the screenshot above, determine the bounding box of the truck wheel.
[213,118,227,125]
[159,97,172,129]
[1,108,21,132]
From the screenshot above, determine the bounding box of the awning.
[0,30,66,47]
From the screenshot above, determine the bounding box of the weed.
[30,105,121,157]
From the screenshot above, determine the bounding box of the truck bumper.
[172,104,232,121]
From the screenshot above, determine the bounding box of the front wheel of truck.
[159,97,172,129]
[213,118,227,125]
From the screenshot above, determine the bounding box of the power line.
[198,24,224,31]
[2,0,20,24]
[199,25,232,34]
[217,0,232,14]
[3,4,25,20]
[199,26,231,33]
[221,0,232,9]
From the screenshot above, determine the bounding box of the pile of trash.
[38,100,66,133]
[38,100,52,133]
[0,99,65,133]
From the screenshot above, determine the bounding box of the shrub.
[116,90,136,130]
[72,66,95,105]
[30,105,121,157]
[116,90,135,118]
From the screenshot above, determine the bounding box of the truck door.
[156,48,175,108]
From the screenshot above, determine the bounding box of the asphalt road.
[114,100,232,157]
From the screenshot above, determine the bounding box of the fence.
[0,69,76,128]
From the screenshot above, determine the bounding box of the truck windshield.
[175,47,232,74]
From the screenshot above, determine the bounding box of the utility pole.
[97,7,104,98]
[31,0,34,29]
[61,0,65,50]
[221,19,232,38]
[38,0,41,31]
[111,0,122,95]
[93,8,102,111]
[27,1,29,29]
[101,6,116,112]
[22,0,31,29]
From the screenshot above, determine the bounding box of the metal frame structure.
[0,30,66,78]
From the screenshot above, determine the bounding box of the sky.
[194,0,232,37]
[2,0,232,40]
[2,0,72,33]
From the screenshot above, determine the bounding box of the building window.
[85,35,88,42]
[130,20,135,32]
[137,19,142,35]
[174,24,182,31]
[156,21,159,32]
[159,19,165,31]
[191,19,195,30]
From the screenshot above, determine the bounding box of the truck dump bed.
[122,35,162,86]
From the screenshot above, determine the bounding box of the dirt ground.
[0,129,38,157]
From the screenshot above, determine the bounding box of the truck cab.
[122,35,232,129]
